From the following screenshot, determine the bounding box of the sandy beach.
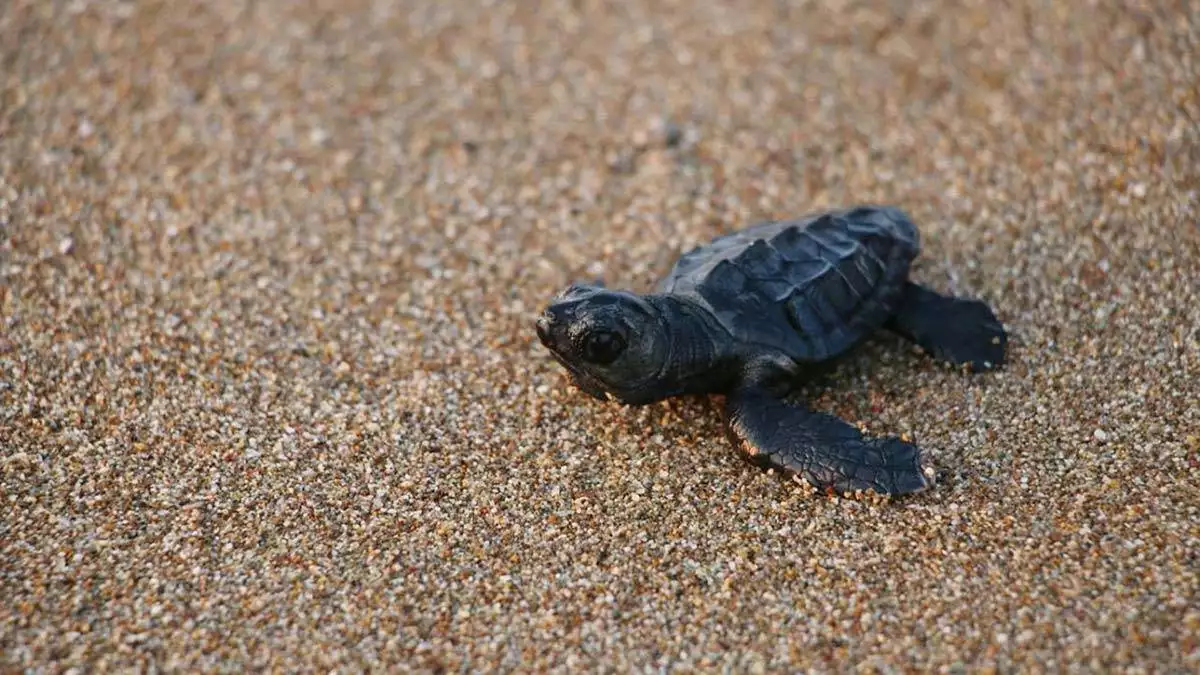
[2,0,1197,671]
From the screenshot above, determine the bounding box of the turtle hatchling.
[535,206,1007,496]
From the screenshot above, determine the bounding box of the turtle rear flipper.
[886,282,1007,372]
[724,387,934,496]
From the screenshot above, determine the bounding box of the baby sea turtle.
[535,206,1006,496]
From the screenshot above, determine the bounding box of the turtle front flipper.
[886,282,1007,372]
[723,386,934,496]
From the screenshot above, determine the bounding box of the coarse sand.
[1,0,1197,672]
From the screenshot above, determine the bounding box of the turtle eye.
[581,330,625,365]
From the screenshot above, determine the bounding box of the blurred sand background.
[1,0,1197,672]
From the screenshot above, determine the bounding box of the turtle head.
[536,283,671,405]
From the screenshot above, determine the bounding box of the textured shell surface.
[657,206,921,362]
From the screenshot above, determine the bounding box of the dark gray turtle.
[535,205,1006,496]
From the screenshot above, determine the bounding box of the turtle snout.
[535,309,563,348]
[535,313,552,345]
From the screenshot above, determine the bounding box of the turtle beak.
[535,307,565,349]
[535,313,552,346]
[570,375,610,401]
[535,307,612,402]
